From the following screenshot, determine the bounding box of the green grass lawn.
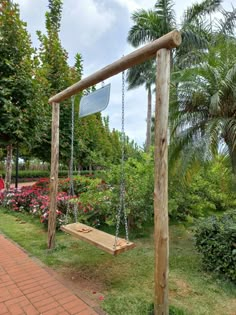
[0,208,235,315]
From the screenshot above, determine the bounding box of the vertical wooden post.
[154,48,170,315]
[48,102,60,249]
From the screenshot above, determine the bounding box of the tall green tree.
[34,0,74,164]
[0,1,38,189]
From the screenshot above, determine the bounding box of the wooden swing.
[48,30,182,314]
[60,80,135,256]
[61,223,135,256]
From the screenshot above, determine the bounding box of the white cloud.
[62,0,116,49]
[15,0,29,9]
[113,0,155,13]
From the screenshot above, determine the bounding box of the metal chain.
[65,201,70,225]
[114,70,129,248]
[69,96,75,197]
[73,203,78,223]
[122,71,129,244]
[66,96,78,225]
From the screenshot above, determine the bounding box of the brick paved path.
[0,234,99,315]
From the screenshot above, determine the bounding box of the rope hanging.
[114,70,129,248]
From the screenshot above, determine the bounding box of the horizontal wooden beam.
[49,30,181,104]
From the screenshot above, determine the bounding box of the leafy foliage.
[170,37,236,174]
[194,211,236,282]
[0,1,40,145]
[169,157,236,220]
[105,154,154,229]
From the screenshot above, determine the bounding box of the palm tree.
[127,0,223,152]
[128,0,223,57]
[170,36,236,174]
[126,60,155,152]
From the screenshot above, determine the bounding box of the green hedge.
[194,211,236,282]
[0,170,95,181]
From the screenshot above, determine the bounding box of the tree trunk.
[146,85,152,153]
[5,144,13,191]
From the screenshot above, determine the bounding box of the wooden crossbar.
[49,30,181,104]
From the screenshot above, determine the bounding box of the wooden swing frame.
[47,30,181,315]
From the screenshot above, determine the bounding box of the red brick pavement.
[0,234,99,315]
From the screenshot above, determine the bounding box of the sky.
[15,0,234,146]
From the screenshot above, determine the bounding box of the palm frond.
[169,121,212,171]
[183,0,222,25]
[126,60,156,90]
[225,63,236,85]
[154,0,176,31]
[216,6,236,36]
[128,9,162,47]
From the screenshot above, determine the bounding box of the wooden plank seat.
[61,222,135,256]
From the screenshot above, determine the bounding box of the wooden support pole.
[48,102,60,249]
[49,30,181,104]
[154,48,171,315]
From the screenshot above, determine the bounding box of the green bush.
[105,154,154,229]
[58,175,97,195]
[194,210,236,282]
[67,177,113,227]
[169,158,236,220]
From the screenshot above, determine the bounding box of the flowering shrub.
[0,182,73,230]
[1,172,146,230]
[33,177,50,189]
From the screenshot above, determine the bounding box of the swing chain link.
[114,70,129,248]
[73,203,78,223]
[65,96,77,225]
[69,96,75,196]
[122,71,129,244]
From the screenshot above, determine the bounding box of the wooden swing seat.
[61,222,135,256]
